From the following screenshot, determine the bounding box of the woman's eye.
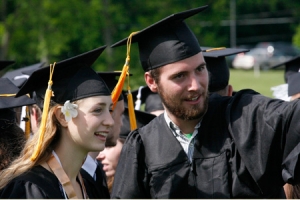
[93,108,102,113]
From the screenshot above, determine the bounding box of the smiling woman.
[0,46,114,199]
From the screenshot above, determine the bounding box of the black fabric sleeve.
[111,130,150,199]
[227,89,300,193]
[0,180,49,198]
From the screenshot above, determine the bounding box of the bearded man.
[110,5,300,198]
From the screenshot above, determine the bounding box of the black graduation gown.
[80,162,110,199]
[111,89,300,198]
[0,165,64,198]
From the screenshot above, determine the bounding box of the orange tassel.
[31,63,55,161]
[111,63,129,109]
[111,31,138,110]
[127,89,137,130]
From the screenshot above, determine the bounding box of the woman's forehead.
[78,96,112,106]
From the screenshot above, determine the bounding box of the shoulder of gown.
[0,165,63,198]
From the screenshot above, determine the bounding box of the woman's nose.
[96,151,105,161]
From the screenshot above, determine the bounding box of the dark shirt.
[80,162,110,199]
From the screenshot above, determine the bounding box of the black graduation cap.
[16,46,111,105]
[119,107,156,139]
[129,86,164,113]
[287,72,300,97]
[0,61,15,72]
[97,71,124,101]
[202,47,249,92]
[0,78,35,129]
[111,5,208,72]
[271,55,300,83]
[2,62,45,88]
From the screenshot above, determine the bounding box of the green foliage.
[0,0,299,89]
[293,25,300,48]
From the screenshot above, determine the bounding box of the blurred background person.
[270,55,300,101]
[97,107,156,193]
[287,67,300,101]
[1,62,44,139]
[0,78,35,171]
[202,47,249,96]
[283,71,300,199]
[130,85,164,116]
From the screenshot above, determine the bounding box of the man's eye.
[196,66,205,72]
[174,73,184,79]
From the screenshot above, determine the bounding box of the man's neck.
[165,110,201,134]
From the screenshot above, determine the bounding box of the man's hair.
[149,68,162,84]
[0,124,26,171]
[210,85,229,96]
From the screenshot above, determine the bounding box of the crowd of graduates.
[1,4,300,199]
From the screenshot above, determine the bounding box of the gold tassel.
[127,86,137,130]
[111,64,129,109]
[111,31,138,110]
[31,63,56,161]
[24,106,31,139]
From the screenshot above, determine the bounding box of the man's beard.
[105,132,117,147]
[158,86,208,121]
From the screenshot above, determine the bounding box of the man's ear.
[227,84,233,96]
[31,107,39,124]
[145,72,158,92]
[54,106,68,127]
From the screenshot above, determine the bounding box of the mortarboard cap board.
[270,55,300,83]
[202,47,249,92]
[0,78,35,129]
[16,46,111,105]
[0,61,15,72]
[287,72,300,97]
[129,86,164,113]
[2,62,45,88]
[111,5,208,72]
[0,78,35,109]
[97,71,126,101]
[119,107,156,139]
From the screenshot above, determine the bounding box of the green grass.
[229,68,285,97]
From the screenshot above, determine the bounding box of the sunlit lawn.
[229,68,285,97]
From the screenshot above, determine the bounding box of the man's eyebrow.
[198,62,206,68]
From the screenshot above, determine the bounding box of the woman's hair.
[0,101,62,189]
[0,124,26,171]
[107,176,114,194]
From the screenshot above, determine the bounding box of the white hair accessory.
[61,100,78,122]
